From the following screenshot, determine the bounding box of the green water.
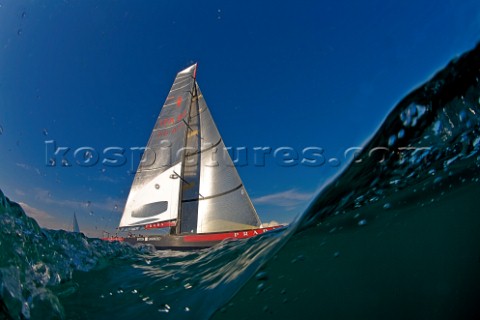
[213,183,480,319]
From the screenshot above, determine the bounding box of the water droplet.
[217,9,221,13]
[131,289,138,294]
[61,159,70,166]
[17,29,22,35]
[255,271,268,281]
[400,103,426,127]
[21,11,26,19]
[257,282,266,291]
[397,129,405,139]
[389,179,400,185]
[432,120,442,135]
[295,254,305,262]
[0,125,3,135]
[388,135,396,147]
[114,204,118,211]
[158,304,170,313]
[155,184,160,189]
[383,203,391,209]
[333,251,340,258]
[184,307,190,312]
[89,211,94,216]
[100,168,106,173]
[42,128,48,136]
[328,158,340,167]
[117,289,123,294]
[86,201,91,207]
[357,219,367,226]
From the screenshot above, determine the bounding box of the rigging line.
[187,104,208,119]
[182,119,194,131]
[184,138,222,157]
[173,170,190,185]
[182,184,244,202]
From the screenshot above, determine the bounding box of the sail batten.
[182,183,243,202]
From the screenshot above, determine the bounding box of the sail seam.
[152,119,188,131]
[182,184,243,202]
[174,74,192,80]
[170,83,192,92]
[172,77,191,86]
[136,159,182,173]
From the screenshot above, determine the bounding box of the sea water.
[2,45,480,319]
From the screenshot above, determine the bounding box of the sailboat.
[72,212,80,233]
[106,64,282,249]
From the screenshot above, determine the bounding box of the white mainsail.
[119,64,261,234]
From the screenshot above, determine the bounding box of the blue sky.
[1,0,479,236]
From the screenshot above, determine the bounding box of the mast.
[176,80,202,234]
[175,64,199,234]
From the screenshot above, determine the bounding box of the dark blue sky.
[1,0,479,236]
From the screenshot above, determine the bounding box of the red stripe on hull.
[145,220,177,230]
[183,226,282,243]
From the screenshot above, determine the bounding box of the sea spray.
[0,190,148,319]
